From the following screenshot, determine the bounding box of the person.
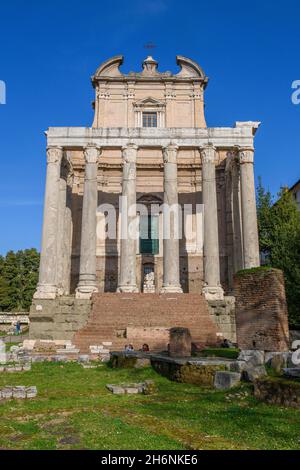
[221,338,232,349]
[125,344,134,352]
[15,321,21,336]
[142,344,150,352]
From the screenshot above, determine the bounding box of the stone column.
[117,143,139,293]
[160,144,183,294]
[55,154,74,296]
[239,147,260,268]
[76,145,101,298]
[34,147,63,299]
[201,145,224,300]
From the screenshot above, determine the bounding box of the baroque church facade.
[30,56,261,349]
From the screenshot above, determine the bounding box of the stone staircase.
[73,293,220,353]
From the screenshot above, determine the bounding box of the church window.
[142,112,157,128]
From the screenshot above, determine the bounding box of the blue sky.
[0,0,299,254]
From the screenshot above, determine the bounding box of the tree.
[0,249,40,312]
[257,180,300,328]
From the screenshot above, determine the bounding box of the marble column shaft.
[34,147,63,299]
[117,143,139,293]
[239,148,260,268]
[56,157,73,296]
[76,145,101,297]
[160,144,182,293]
[201,145,224,300]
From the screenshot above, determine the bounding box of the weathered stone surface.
[214,371,241,390]
[78,354,90,363]
[243,365,267,382]
[270,354,287,374]
[106,385,125,395]
[230,361,247,373]
[235,269,290,352]
[238,350,264,366]
[254,377,300,408]
[283,368,300,379]
[169,327,191,357]
[106,381,157,395]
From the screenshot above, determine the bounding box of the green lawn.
[0,362,300,450]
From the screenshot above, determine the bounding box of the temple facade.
[30,55,261,348]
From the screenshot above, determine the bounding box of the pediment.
[133,97,165,108]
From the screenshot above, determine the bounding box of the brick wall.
[234,268,289,352]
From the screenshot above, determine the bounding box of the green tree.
[0,249,40,312]
[257,180,300,327]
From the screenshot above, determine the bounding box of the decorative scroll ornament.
[239,148,254,164]
[84,145,101,164]
[163,144,178,164]
[46,147,63,164]
[200,145,216,164]
[122,143,138,163]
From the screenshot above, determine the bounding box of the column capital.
[163,143,178,164]
[84,145,101,164]
[238,147,254,164]
[46,146,63,164]
[200,144,216,164]
[122,143,138,163]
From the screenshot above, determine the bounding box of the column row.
[34,143,259,300]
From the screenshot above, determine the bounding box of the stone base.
[75,285,98,299]
[202,286,224,301]
[117,285,139,293]
[33,284,57,300]
[160,285,183,294]
[29,296,92,341]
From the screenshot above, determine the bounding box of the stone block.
[230,361,247,373]
[78,355,90,363]
[106,384,125,395]
[270,354,287,374]
[243,365,267,382]
[283,368,300,379]
[169,327,192,357]
[26,386,37,398]
[102,342,112,347]
[134,357,151,368]
[214,371,241,390]
[23,340,36,350]
[238,350,264,366]
[1,387,13,399]
[13,386,26,399]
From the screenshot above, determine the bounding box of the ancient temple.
[30,56,261,351]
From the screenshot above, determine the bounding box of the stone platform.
[73,293,221,353]
[29,293,236,353]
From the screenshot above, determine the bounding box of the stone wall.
[254,377,300,408]
[0,313,29,332]
[234,268,289,352]
[207,296,236,343]
[29,297,91,341]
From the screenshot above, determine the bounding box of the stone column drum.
[76,145,101,298]
[160,144,183,294]
[34,147,63,299]
[117,143,139,293]
[239,147,260,268]
[201,145,224,300]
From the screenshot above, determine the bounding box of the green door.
[140,215,159,255]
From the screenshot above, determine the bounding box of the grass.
[0,362,300,450]
[200,348,240,359]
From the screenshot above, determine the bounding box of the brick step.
[73,293,219,353]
